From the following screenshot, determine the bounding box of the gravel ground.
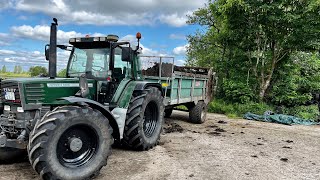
[0,111,319,180]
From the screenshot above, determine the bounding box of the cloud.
[175,59,186,66]
[0,33,13,46]
[169,34,186,40]
[11,25,84,44]
[0,49,16,55]
[0,0,14,10]
[173,44,189,56]
[10,25,107,44]
[120,34,165,56]
[159,13,188,27]
[0,49,70,71]
[11,0,206,27]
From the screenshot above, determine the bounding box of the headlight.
[17,107,24,113]
[4,105,10,111]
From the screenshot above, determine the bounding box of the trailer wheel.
[123,87,164,150]
[189,101,207,124]
[0,147,26,163]
[28,106,113,180]
[164,108,173,118]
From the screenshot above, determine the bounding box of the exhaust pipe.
[49,18,58,79]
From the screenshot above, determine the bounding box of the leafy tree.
[268,52,320,106]
[13,65,18,73]
[57,69,67,77]
[188,0,320,101]
[1,65,6,73]
[29,66,48,77]
[17,65,23,74]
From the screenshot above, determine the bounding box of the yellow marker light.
[162,83,169,87]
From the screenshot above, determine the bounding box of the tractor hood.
[1,78,97,110]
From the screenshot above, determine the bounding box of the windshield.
[68,48,110,78]
[67,47,131,79]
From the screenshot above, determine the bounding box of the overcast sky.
[0,0,206,71]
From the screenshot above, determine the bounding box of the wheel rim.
[201,107,206,120]
[57,125,98,168]
[143,101,159,138]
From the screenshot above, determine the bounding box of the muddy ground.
[0,111,319,180]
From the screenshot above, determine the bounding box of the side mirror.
[45,44,50,61]
[122,47,132,62]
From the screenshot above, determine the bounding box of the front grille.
[25,83,45,103]
[1,81,20,104]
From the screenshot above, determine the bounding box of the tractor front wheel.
[28,106,113,180]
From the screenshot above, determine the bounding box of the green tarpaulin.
[244,111,320,125]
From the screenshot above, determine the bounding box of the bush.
[208,99,274,118]
[222,80,256,104]
[282,105,319,121]
[208,99,319,121]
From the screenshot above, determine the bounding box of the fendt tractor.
[0,19,215,179]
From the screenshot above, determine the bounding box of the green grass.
[208,99,274,118]
[0,72,30,78]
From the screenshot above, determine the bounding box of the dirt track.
[0,111,320,180]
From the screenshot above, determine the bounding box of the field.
[0,73,30,79]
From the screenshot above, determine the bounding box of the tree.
[57,69,67,77]
[16,65,23,74]
[29,66,48,77]
[1,65,6,73]
[188,0,320,101]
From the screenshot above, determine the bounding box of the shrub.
[208,99,274,117]
[282,105,319,121]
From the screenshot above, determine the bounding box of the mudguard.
[59,96,120,140]
[134,82,164,96]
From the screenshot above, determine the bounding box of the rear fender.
[134,82,164,96]
[59,96,120,140]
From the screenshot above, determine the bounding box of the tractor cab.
[66,35,134,104]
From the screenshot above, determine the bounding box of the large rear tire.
[189,101,207,124]
[123,87,164,150]
[0,147,26,163]
[28,106,113,180]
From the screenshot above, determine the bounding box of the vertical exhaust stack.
[49,18,58,79]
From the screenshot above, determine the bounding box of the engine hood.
[1,77,97,110]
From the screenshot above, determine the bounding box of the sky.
[0,0,206,72]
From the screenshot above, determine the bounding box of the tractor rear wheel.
[189,101,207,124]
[123,87,164,150]
[28,106,113,180]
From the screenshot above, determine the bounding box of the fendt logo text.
[2,88,17,92]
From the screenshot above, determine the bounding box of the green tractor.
[0,19,214,179]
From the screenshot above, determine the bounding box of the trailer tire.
[28,106,113,180]
[0,148,26,163]
[189,101,207,124]
[123,87,164,150]
[164,108,173,118]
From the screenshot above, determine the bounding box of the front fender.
[59,96,120,140]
